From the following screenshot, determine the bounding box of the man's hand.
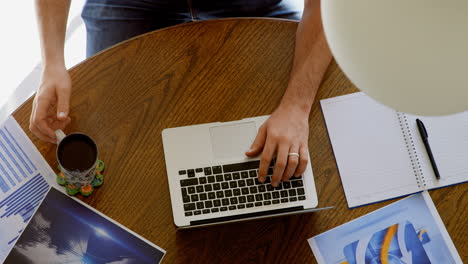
[30,65,71,143]
[33,0,72,143]
[246,104,309,187]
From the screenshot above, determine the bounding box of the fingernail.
[58,112,67,118]
[259,176,265,183]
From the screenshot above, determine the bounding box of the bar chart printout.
[0,116,54,262]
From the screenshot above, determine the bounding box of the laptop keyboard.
[179,160,305,217]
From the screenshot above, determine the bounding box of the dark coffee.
[58,134,97,172]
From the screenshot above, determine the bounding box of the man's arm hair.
[279,0,332,114]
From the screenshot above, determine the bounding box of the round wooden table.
[13,18,466,263]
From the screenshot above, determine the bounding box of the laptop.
[162,116,325,228]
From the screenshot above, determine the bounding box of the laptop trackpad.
[210,122,257,160]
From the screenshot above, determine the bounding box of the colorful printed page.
[308,192,462,264]
[0,116,55,262]
[4,187,166,263]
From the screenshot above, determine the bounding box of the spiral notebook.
[320,92,468,208]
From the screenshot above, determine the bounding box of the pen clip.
[416,119,428,138]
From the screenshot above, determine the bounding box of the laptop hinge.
[190,206,304,226]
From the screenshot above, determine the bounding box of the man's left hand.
[245,104,309,187]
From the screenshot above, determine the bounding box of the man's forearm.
[279,0,332,115]
[35,0,71,68]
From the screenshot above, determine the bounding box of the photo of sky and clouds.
[4,187,165,264]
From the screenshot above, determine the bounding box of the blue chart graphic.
[0,126,38,194]
[0,174,49,229]
[0,118,50,260]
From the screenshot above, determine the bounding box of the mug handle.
[55,129,66,144]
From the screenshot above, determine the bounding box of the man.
[31,0,331,187]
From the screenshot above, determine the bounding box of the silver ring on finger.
[288,152,299,158]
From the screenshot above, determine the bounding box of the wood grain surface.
[12,18,467,263]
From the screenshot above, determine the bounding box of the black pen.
[416,119,441,180]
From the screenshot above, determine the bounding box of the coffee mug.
[55,129,103,195]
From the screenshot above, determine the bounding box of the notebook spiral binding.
[397,112,427,189]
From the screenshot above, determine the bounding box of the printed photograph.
[4,187,165,264]
[309,192,461,264]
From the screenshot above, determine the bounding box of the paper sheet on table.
[0,116,55,262]
[308,192,462,264]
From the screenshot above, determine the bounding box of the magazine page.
[4,187,165,263]
[308,191,461,264]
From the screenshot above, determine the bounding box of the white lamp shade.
[322,0,468,116]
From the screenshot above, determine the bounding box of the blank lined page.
[405,112,468,189]
[321,93,420,208]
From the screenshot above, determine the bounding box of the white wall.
[0,1,86,107]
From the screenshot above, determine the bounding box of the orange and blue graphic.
[308,192,461,264]
[343,222,430,264]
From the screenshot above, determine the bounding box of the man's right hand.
[30,65,71,143]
